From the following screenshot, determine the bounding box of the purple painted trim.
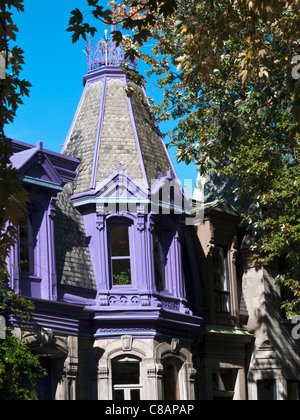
[93,307,202,341]
[11,140,79,184]
[71,167,148,206]
[58,284,97,305]
[47,205,57,301]
[27,299,87,336]
[83,66,125,86]
[125,80,149,189]
[11,144,64,186]
[89,75,108,190]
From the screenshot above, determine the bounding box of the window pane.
[213,247,229,292]
[112,361,140,385]
[287,381,300,400]
[154,260,164,290]
[112,259,131,285]
[163,362,181,400]
[131,390,140,401]
[114,390,125,401]
[110,226,130,257]
[257,380,276,400]
[153,232,166,291]
[20,244,30,273]
[19,212,34,273]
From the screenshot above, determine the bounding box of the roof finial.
[84,29,137,72]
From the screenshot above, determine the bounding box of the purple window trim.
[153,230,167,292]
[19,211,35,275]
[107,220,133,288]
[11,191,58,302]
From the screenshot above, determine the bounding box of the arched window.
[162,357,183,400]
[112,356,142,400]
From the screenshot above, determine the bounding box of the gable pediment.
[10,141,63,187]
[71,164,190,217]
[95,165,147,201]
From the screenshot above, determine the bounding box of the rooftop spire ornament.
[85,28,138,72]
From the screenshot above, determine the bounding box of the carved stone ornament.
[121,335,133,352]
[171,338,180,354]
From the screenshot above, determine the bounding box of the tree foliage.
[68,0,300,318]
[0,0,46,400]
[0,0,30,279]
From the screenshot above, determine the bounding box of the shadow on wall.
[245,265,300,399]
[54,183,95,290]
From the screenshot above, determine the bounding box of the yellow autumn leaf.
[246,50,253,59]
[181,25,188,34]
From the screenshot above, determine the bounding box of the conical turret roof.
[62,34,175,195]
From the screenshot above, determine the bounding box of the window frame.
[19,211,35,275]
[257,379,277,401]
[153,230,167,292]
[161,356,184,401]
[111,356,142,401]
[212,245,231,313]
[107,217,134,288]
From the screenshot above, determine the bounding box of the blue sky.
[6,0,198,196]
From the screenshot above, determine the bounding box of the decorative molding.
[85,33,138,73]
[171,338,180,354]
[121,335,133,352]
[141,295,150,307]
[107,295,141,306]
[137,205,146,232]
[49,197,57,220]
[98,366,109,379]
[99,294,109,306]
[96,205,106,231]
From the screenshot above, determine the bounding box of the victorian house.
[6,34,300,400]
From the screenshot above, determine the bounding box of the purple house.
[7,35,203,400]
[9,33,298,401]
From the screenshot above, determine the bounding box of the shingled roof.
[54,36,177,290]
[62,67,174,195]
